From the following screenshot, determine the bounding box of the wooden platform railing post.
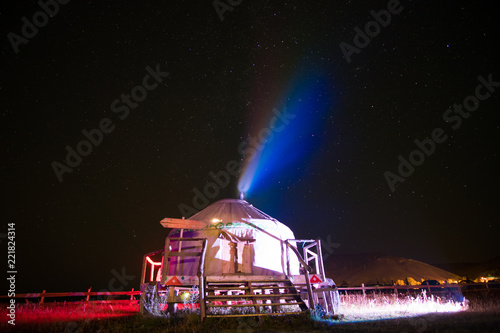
[198,238,207,322]
[162,238,171,283]
[305,270,315,310]
[362,284,366,298]
[87,287,92,302]
[285,241,291,277]
[130,288,135,301]
[141,254,147,285]
[322,290,329,314]
[177,228,184,276]
[316,239,326,278]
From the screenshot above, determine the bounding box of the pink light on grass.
[0,301,138,325]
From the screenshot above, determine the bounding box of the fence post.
[130,288,135,301]
[87,287,92,302]
[362,284,366,298]
[41,290,46,304]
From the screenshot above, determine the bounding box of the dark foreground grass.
[2,294,499,332]
[2,310,500,333]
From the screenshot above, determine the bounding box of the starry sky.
[2,1,499,293]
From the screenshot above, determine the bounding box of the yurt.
[164,198,300,277]
[140,198,339,320]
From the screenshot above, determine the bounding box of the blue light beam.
[238,74,333,195]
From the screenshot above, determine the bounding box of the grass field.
[1,291,499,332]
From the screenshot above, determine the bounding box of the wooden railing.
[336,282,497,297]
[0,288,140,303]
[1,282,495,306]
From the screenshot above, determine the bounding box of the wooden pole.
[316,239,326,278]
[162,238,171,283]
[41,290,46,304]
[199,238,207,322]
[305,270,315,309]
[86,287,91,302]
[323,290,329,314]
[140,254,147,285]
[177,228,184,276]
[285,241,291,277]
[362,283,366,298]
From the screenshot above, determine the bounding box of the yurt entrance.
[220,238,255,275]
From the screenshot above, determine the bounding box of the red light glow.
[0,301,138,325]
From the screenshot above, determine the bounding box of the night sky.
[2,1,499,293]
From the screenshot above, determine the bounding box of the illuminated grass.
[2,295,499,333]
[337,292,467,322]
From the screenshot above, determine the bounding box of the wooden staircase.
[140,237,338,321]
[203,276,308,318]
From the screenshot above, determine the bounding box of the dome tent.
[164,199,300,277]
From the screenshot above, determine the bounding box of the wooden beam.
[206,311,306,318]
[159,218,206,229]
[199,238,208,322]
[140,254,148,285]
[162,238,170,283]
[206,275,288,283]
[208,302,303,308]
[167,252,202,257]
[316,238,326,278]
[304,270,314,309]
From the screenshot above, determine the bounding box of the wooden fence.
[0,282,495,304]
[337,282,496,299]
[0,288,141,304]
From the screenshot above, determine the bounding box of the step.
[206,286,250,291]
[206,275,289,283]
[206,311,307,318]
[206,297,300,302]
[207,301,304,308]
[206,293,299,299]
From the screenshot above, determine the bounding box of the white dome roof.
[189,198,278,225]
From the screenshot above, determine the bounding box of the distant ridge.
[324,253,461,286]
